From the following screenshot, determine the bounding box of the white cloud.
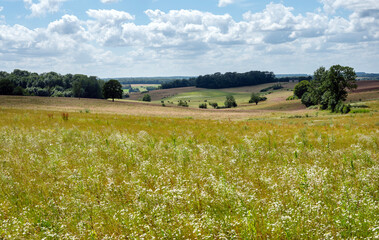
[0,6,3,12]
[47,15,84,35]
[87,9,134,24]
[218,0,236,7]
[1,2,378,76]
[100,0,119,3]
[320,0,379,13]
[24,0,67,17]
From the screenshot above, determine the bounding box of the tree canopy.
[299,65,357,113]
[0,69,104,98]
[196,71,276,89]
[294,80,310,99]
[224,95,237,108]
[102,80,123,102]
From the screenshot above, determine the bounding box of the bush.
[142,94,151,102]
[178,100,189,107]
[249,93,260,105]
[199,103,207,109]
[286,95,298,101]
[224,95,237,108]
[209,102,218,109]
[272,84,283,90]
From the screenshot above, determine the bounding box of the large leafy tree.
[300,65,357,112]
[103,79,123,102]
[321,65,357,111]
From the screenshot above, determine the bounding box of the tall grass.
[0,108,378,239]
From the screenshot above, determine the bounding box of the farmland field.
[0,84,378,239]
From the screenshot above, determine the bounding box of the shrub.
[142,94,151,102]
[286,95,298,101]
[249,93,260,105]
[224,95,237,108]
[209,102,218,109]
[199,103,207,109]
[178,100,189,107]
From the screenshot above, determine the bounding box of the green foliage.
[249,93,267,105]
[178,100,189,107]
[299,65,357,113]
[260,84,283,93]
[0,69,103,98]
[12,86,25,96]
[294,80,310,98]
[209,102,218,109]
[161,78,196,89]
[301,92,314,107]
[249,93,261,105]
[335,102,351,114]
[142,94,151,102]
[197,71,276,89]
[224,95,237,108]
[286,95,298,101]
[0,78,15,95]
[199,103,207,109]
[103,80,123,102]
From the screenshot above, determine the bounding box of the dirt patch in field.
[352,80,379,93]
[128,87,200,101]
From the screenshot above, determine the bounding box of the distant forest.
[107,76,194,85]
[161,71,311,89]
[0,69,104,98]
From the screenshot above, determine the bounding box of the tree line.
[0,69,104,98]
[160,78,196,89]
[161,71,277,89]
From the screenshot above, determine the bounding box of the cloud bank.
[1,2,378,76]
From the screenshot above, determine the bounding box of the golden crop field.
[0,95,378,239]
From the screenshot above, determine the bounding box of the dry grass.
[0,95,313,120]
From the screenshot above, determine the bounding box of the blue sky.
[0,0,378,77]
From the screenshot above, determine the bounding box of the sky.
[0,0,378,77]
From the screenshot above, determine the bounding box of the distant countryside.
[1,65,379,238]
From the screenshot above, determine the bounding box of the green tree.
[300,65,357,112]
[72,81,84,99]
[225,95,237,108]
[321,65,357,111]
[0,79,15,95]
[142,94,151,102]
[294,80,310,99]
[249,93,261,105]
[103,80,123,102]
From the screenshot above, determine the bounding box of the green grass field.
[155,85,294,109]
[0,94,378,238]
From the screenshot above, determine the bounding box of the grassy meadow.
[151,82,296,108]
[0,96,378,239]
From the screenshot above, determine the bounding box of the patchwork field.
[0,82,378,239]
